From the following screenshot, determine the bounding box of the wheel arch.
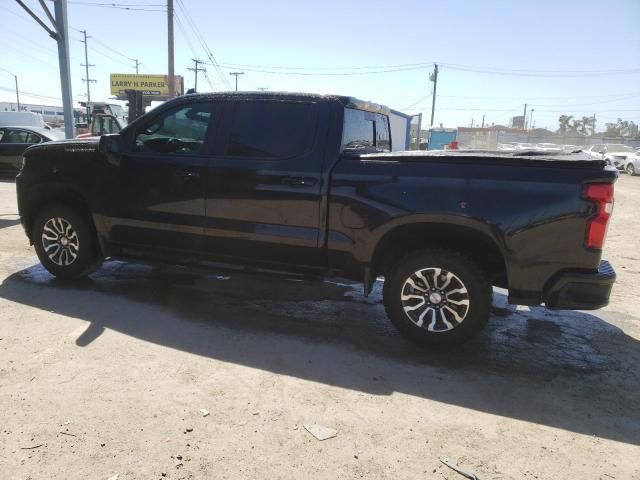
[25,185,101,256]
[367,217,509,292]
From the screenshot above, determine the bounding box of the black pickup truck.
[15,92,617,347]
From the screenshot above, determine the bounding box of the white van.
[0,111,49,129]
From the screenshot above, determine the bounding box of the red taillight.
[582,183,614,250]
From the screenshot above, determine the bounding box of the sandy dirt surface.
[0,175,639,480]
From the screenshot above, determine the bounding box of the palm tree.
[578,116,592,135]
[572,119,583,135]
[558,115,573,134]
[580,116,596,136]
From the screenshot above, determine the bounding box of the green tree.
[605,118,639,137]
[557,115,573,134]
[571,118,583,135]
[580,116,596,135]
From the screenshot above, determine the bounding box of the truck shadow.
[1,260,639,445]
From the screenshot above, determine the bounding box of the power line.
[67,1,164,5]
[438,92,640,100]
[404,107,640,113]
[216,60,433,71]
[403,92,432,110]
[87,43,135,68]
[91,36,136,61]
[206,59,640,77]
[177,0,230,89]
[209,63,431,76]
[439,62,640,78]
[66,2,164,12]
[174,12,215,91]
[72,27,142,72]
[0,85,61,102]
[175,0,231,90]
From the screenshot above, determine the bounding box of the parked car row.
[584,144,640,175]
[497,142,579,153]
[496,142,640,175]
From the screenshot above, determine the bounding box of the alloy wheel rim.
[41,217,80,266]
[400,267,470,332]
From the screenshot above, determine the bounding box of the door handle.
[174,170,200,178]
[281,176,317,187]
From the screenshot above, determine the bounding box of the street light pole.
[0,68,20,111]
[529,108,535,131]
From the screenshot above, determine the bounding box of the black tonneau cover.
[357,149,609,169]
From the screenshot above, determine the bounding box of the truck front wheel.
[33,204,100,280]
[383,249,492,348]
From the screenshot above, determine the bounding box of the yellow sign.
[110,73,183,96]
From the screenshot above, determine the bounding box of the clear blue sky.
[1,0,639,130]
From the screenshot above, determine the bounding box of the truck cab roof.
[174,91,390,115]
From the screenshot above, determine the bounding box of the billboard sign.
[110,73,184,96]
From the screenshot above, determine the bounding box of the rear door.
[103,101,220,254]
[203,98,328,269]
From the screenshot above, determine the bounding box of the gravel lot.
[1,175,639,480]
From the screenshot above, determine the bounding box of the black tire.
[33,204,101,280]
[627,164,636,176]
[383,249,492,348]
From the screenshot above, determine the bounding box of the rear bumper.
[544,260,615,310]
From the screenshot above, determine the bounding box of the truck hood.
[25,138,100,155]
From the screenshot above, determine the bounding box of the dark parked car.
[0,126,63,173]
[15,92,617,347]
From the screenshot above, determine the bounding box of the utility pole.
[229,71,244,92]
[16,0,74,137]
[80,30,96,122]
[134,59,141,74]
[188,59,206,92]
[481,114,485,128]
[528,108,535,131]
[0,68,20,111]
[523,103,528,129]
[429,63,438,126]
[167,0,175,97]
[593,112,596,135]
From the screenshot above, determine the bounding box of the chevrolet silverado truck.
[15,92,617,347]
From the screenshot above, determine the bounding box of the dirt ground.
[0,175,639,480]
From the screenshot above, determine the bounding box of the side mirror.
[99,133,124,166]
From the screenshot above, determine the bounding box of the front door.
[102,101,220,254]
[203,98,328,270]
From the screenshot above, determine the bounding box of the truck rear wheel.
[33,204,100,280]
[383,249,492,348]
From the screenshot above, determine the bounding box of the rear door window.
[341,108,391,153]
[1,128,34,144]
[224,100,316,159]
